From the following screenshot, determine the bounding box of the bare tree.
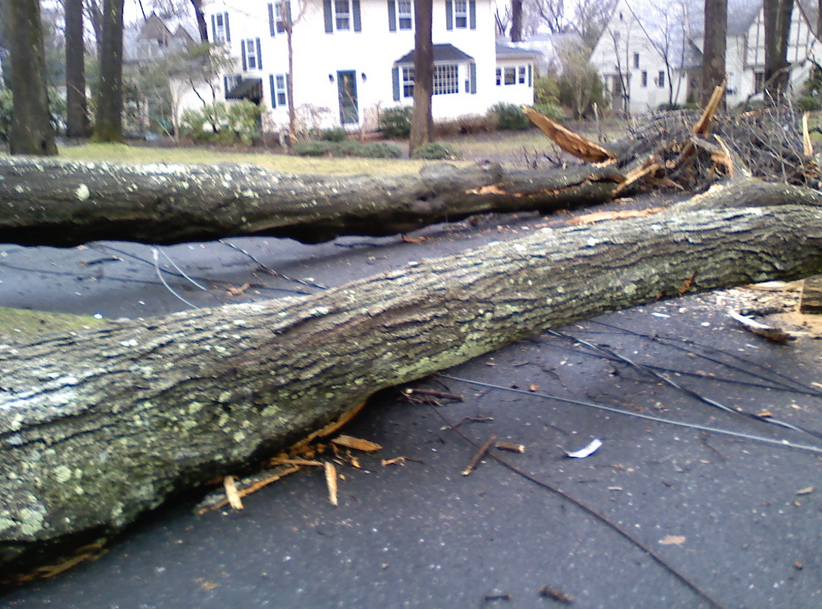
[409,0,433,154]
[569,0,617,48]
[701,0,727,106]
[5,0,58,154]
[66,0,91,137]
[93,0,125,142]
[533,0,566,34]
[763,0,794,102]
[649,0,688,105]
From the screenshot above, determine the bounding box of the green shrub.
[380,106,413,138]
[179,100,261,145]
[488,103,530,130]
[411,142,459,160]
[534,75,561,106]
[292,141,335,156]
[293,139,403,159]
[362,141,402,158]
[657,102,699,112]
[530,102,565,122]
[320,128,348,142]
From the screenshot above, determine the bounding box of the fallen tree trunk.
[3,178,822,574]
[0,157,624,246]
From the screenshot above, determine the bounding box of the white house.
[590,0,822,115]
[183,0,536,133]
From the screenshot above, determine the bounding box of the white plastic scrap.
[562,438,603,459]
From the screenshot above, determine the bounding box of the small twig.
[461,435,496,476]
[403,388,464,402]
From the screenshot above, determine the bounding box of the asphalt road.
[2,207,822,609]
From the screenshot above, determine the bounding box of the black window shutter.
[256,38,262,69]
[224,76,229,100]
[469,1,476,29]
[392,66,400,101]
[286,1,292,25]
[285,74,290,106]
[323,0,333,32]
[446,0,453,30]
[241,40,247,71]
[269,74,277,107]
[470,62,476,94]
[268,3,276,36]
[224,13,231,42]
[388,0,396,31]
[353,0,362,31]
[528,64,532,87]
[211,14,217,40]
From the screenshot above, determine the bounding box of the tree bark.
[5,0,57,155]
[511,0,523,42]
[763,0,794,102]
[3,178,822,574]
[0,157,625,246]
[189,0,208,41]
[93,0,125,143]
[701,0,727,107]
[65,0,91,139]
[0,0,13,90]
[409,0,434,155]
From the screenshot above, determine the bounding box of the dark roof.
[495,43,540,59]
[138,14,172,42]
[395,43,473,65]
[226,78,263,101]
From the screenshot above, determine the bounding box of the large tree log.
[3,179,822,574]
[0,157,624,247]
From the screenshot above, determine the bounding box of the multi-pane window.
[641,70,647,87]
[658,70,665,88]
[274,1,289,32]
[454,0,468,28]
[335,0,350,30]
[504,67,516,85]
[398,0,412,29]
[245,38,259,69]
[495,68,501,86]
[518,67,526,84]
[213,12,229,42]
[225,74,242,99]
[402,67,415,98]
[434,64,459,95]
[276,75,288,106]
[633,52,640,69]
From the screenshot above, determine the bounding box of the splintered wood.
[331,434,383,452]
[324,462,338,506]
[223,475,244,510]
[523,107,617,163]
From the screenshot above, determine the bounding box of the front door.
[337,70,359,125]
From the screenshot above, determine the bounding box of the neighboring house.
[137,13,197,61]
[188,0,536,133]
[590,0,822,115]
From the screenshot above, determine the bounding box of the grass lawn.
[54,143,436,175]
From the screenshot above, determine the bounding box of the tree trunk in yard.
[409,0,434,154]
[3,178,822,574]
[5,0,57,155]
[763,0,794,102]
[92,0,125,143]
[0,158,626,247]
[701,0,727,106]
[65,0,91,139]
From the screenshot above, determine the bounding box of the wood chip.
[568,208,663,226]
[331,434,382,452]
[382,456,407,466]
[223,475,244,511]
[226,283,251,296]
[728,310,795,343]
[496,442,525,453]
[796,486,815,496]
[325,462,338,506]
[539,585,574,603]
[659,535,686,546]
